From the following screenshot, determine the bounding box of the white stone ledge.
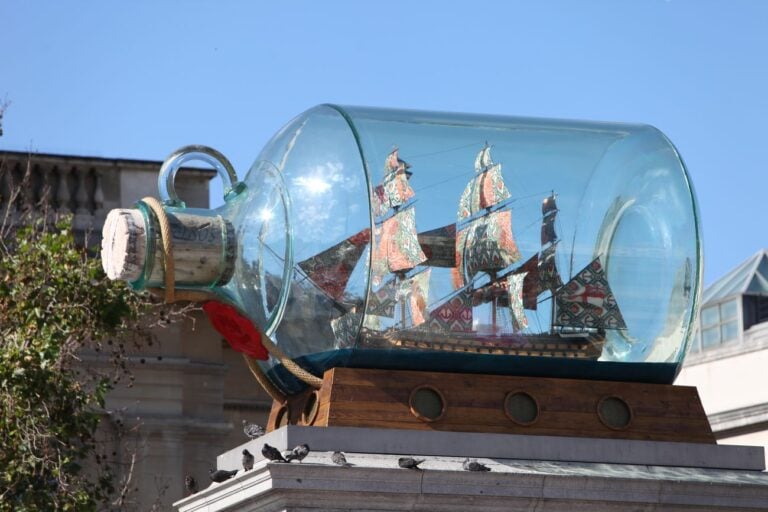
[217,426,765,472]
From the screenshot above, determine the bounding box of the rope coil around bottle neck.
[242,354,286,402]
[141,197,218,303]
[139,197,323,390]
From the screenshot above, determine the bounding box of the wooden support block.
[267,367,715,444]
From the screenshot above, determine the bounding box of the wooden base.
[267,367,715,444]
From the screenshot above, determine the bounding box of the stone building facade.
[0,150,272,510]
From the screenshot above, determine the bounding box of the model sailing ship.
[360,143,628,359]
[298,144,627,359]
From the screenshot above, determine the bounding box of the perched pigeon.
[462,458,491,472]
[398,457,425,470]
[262,443,287,462]
[242,449,255,471]
[331,451,352,467]
[184,475,198,494]
[209,468,238,483]
[283,443,310,463]
[242,420,265,439]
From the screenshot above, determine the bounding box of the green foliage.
[0,217,150,511]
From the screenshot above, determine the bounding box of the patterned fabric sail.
[371,206,427,286]
[382,148,414,209]
[457,145,511,220]
[463,210,521,277]
[372,184,389,218]
[331,310,361,348]
[456,144,518,285]
[474,144,492,170]
[400,269,431,327]
[505,272,528,331]
[297,228,371,301]
[554,257,627,330]
[428,290,473,332]
[453,227,469,288]
[368,277,398,317]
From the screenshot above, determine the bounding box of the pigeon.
[331,450,352,467]
[242,420,265,439]
[462,458,491,472]
[242,449,255,471]
[184,475,198,494]
[398,457,425,470]
[208,468,238,483]
[283,443,310,463]
[262,443,287,462]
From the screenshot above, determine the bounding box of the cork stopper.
[102,208,148,282]
[101,206,236,288]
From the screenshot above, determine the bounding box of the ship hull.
[362,328,604,359]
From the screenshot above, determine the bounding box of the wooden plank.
[309,367,716,443]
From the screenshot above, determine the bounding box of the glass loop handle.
[158,145,243,207]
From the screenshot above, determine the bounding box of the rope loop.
[138,196,322,390]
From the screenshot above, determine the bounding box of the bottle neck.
[101,204,236,291]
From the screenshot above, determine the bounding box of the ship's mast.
[540,191,560,333]
[372,147,427,331]
[456,142,521,335]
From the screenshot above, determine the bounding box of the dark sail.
[516,254,540,310]
[539,244,563,291]
[417,223,457,268]
[471,253,539,310]
[542,195,558,216]
[297,228,371,301]
[538,192,562,294]
[541,214,557,245]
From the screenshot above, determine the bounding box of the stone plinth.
[174,426,768,511]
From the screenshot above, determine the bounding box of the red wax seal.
[202,301,269,360]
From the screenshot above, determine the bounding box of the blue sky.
[1,1,766,286]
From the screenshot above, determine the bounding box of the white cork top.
[101,208,148,282]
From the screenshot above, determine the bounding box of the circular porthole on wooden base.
[409,385,446,422]
[504,391,539,426]
[273,404,290,430]
[597,396,633,430]
[301,390,320,425]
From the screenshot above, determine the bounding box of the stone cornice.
[79,355,229,374]
[0,149,215,177]
[176,454,768,511]
[709,402,768,436]
[102,412,232,435]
